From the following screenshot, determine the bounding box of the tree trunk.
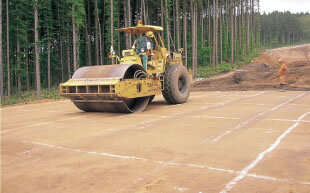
[34,2,40,100]
[94,0,103,66]
[17,17,22,94]
[231,0,234,63]
[72,5,77,71]
[220,5,223,64]
[60,40,64,82]
[110,0,114,64]
[0,0,2,97]
[194,3,198,75]
[118,5,120,57]
[251,0,255,47]
[201,10,204,47]
[191,1,197,77]
[161,0,164,39]
[94,0,99,65]
[246,0,250,56]
[6,0,10,99]
[213,0,217,70]
[66,38,71,79]
[101,1,105,63]
[241,0,245,57]
[183,0,187,68]
[84,17,91,66]
[26,48,29,90]
[47,38,51,90]
[173,1,176,51]
[165,0,170,52]
[76,27,80,69]
[225,0,229,58]
[87,0,92,65]
[127,0,132,45]
[124,2,129,48]
[208,0,212,65]
[216,0,219,65]
[234,0,237,58]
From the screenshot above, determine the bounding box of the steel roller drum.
[71,64,151,113]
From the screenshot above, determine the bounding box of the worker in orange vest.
[278,58,288,92]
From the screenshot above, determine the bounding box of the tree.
[72,5,77,71]
[34,0,40,99]
[0,0,2,97]
[191,0,198,77]
[183,0,187,68]
[213,0,218,71]
[175,0,181,50]
[231,0,234,63]
[165,0,170,52]
[6,0,10,99]
[110,0,114,64]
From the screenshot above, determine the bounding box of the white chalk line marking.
[11,158,41,169]
[15,109,76,114]
[188,102,219,105]
[219,111,310,193]
[132,115,310,123]
[27,141,310,186]
[89,128,121,137]
[174,187,189,192]
[213,92,309,142]
[188,115,241,120]
[239,103,271,106]
[161,103,184,108]
[1,116,81,134]
[240,103,310,107]
[267,118,310,123]
[200,92,267,111]
[200,99,234,110]
[20,147,45,155]
[188,92,220,98]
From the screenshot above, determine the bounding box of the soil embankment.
[193,44,310,91]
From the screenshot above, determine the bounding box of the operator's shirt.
[136,36,153,54]
[278,64,288,76]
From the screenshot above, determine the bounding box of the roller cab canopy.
[118,25,163,35]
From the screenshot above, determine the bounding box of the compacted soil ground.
[1,44,310,193]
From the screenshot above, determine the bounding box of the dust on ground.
[193,44,310,91]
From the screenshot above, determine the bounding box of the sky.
[260,0,310,14]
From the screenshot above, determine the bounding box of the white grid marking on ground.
[219,111,310,193]
[25,141,310,186]
[213,92,309,142]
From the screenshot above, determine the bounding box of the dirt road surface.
[2,91,310,193]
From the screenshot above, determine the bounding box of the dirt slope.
[193,44,310,91]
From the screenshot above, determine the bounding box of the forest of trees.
[0,0,310,100]
[260,11,310,47]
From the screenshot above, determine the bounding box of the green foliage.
[196,49,260,78]
[260,11,310,47]
[196,62,236,78]
[1,87,62,106]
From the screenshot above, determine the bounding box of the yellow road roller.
[59,21,191,113]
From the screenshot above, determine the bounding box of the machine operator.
[132,31,154,69]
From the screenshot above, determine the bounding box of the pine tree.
[0,0,3,97]
[34,0,40,99]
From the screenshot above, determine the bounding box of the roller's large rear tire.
[162,64,190,104]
